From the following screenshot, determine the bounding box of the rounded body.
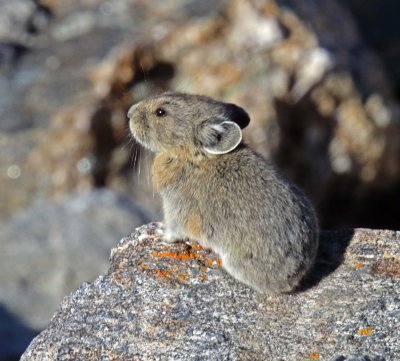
[153,145,318,294]
[128,92,319,294]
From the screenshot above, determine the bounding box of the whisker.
[137,147,142,186]
[140,61,148,84]
[126,134,136,169]
[145,151,152,190]
[133,145,138,169]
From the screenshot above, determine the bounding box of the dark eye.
[155,108,166,117]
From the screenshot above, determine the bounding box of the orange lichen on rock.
[153,250,203,261]
[155,269,172,278]
[179,274,189,281]
[358,328,373,336]
[147,239,221,285]
[204,259,214,267]
[355,263,365,267]
[310,352,320,359]
[204,258,222,267]
[191,243,203,251]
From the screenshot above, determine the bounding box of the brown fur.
[185,213,204,239]
[152,152,186,190]
[128,92,319,294]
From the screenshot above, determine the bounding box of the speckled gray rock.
[0,0,50,45]
[329,355,386,361]
[0,189,152,333]
[21,224,399,360]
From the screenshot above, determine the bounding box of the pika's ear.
[226,103,250,129]
[199,120,242,155]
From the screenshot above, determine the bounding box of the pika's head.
[127,92,250,155]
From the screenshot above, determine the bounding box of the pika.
[127,92,319,294]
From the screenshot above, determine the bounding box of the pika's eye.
[155,108,166,117]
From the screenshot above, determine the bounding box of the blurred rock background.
[1,0,400,359]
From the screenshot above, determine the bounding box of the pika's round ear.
[199,120,242,155]
[226,103,250,129]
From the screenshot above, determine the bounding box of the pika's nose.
[127,103,139,119]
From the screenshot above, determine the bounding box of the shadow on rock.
[0,304,38,361]
[295,229,355,292]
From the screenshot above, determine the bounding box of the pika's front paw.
[154,223,176,243]
[164,229,184,243]
[154,223,180,243]
[153,222,165,238]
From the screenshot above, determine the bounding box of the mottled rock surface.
[0,0,50,68]
[2,0,400,229]
[22,223,400,360]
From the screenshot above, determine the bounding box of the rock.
[0,0,51,66]
[2,0,400,229]
[153,0,400,229]
[0,0,226,220]
[348,0,400,94]
[21,223,400,360]
[330,355,386,361]
[0,189,153,336]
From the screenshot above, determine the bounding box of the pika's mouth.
[128,104,148,148]
[127,104,162,153]
[129,120,149,149]
[128,118,160,153]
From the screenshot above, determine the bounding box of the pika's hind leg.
[220,255,262,292]
[222,255,292,294]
